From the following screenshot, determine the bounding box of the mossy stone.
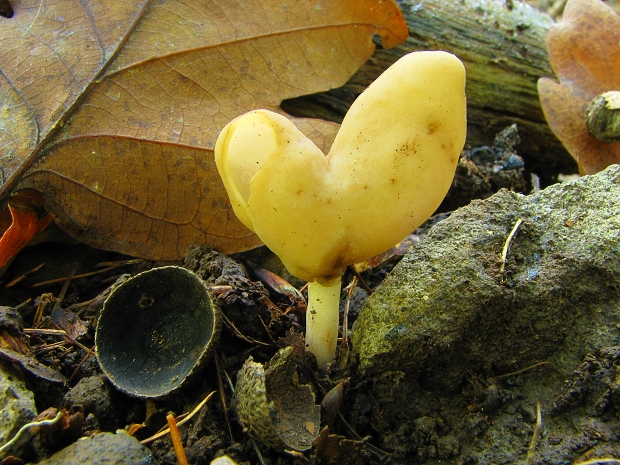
[352,165,620,390]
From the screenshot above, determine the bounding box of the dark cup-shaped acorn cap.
[96,266,220,398]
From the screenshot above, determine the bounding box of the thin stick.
[24,328,67,336]
[526,400,542,465]
[223,368,235,391]
[257,315,277,345]
[490,361,550,382]
[52,269,75,313]
[337,412,389,461]
[499,218,523,274]
[214,354,235,441]
[250,438,269,465]
[5,263,45,287]
[100,274,123,285]
[67,345,95,384]
[341,276,358,348]
[71,280,122,316]
[141,391,216,445]
[350,267,372,294]
[95,258,142,267]
[14,298,32,311]
[31,341,68,355]
[221,313,272,347]
[33,266,120,287]
[166,413,189,465]
[33,293,54,326]
[50,321,91,352]
[211,285,233,295]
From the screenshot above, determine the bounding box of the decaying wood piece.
[283,0,576,182]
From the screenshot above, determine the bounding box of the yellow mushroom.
[215,51,467,366]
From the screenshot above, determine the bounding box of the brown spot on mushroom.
[332,255,344,270]
[427,121,440,134]
[398,137,418,156]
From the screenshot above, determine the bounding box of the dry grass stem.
[499,218,523,274]
[33,266,121,288]
[141,391,216,445]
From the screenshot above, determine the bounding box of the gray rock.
[37,432,152,465]
[64,375,124,430]
[352,164,620,390]
[0,363,37,456]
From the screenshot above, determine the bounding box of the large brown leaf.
[537,0,620,175]
[0,0,407,260]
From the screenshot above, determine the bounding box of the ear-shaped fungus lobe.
[215,51,467,282]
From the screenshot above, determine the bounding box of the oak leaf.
[537,0,620,175]
[0,0,408,261]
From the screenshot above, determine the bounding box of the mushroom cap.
[215,51,467,283]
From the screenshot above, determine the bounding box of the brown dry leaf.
[537,0,620,175]
[0,0,408,260]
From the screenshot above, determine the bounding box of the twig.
[499,218,523,274]
[257,315,277,345]
[211,285,233,295]
[69,279,123,316]
[30,341,68,355]
[223,367,235,392]
[24,328,67,336]
[14,298,32,311]
[5,263,45,288]
[141,391,216,445]
[58,345,74,358]
[490,361,550,382]
[33,266,121,287]
[95,258,143,267]
[33,293,55,326]
[100,274,124,285]
[337,412,389,461]
[52,269,75,313]
[50,321,91,352]
[341,276,358,348]
[221,313,272,347]
[350,267,372,294]
[67,345,96,384]
[526,400,542,465]
[251,438,269,465]
[166,413,189,465]
[215,354,235,441]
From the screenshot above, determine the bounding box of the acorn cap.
[234,346,320,451]
[96,266,221,398]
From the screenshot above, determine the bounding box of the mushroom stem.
[305,277,342,366]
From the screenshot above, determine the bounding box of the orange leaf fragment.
[537,0,620,175]
[0,204,52,267]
